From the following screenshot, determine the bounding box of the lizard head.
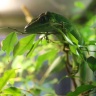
[24,12,57,34]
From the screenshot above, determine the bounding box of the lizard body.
[24,11,84,45]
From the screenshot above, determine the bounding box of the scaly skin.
[24,11,84,45]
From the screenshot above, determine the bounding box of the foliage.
[0,2,96,96]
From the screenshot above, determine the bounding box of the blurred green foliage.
[0,1,96,96]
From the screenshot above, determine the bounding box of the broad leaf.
[2,32,18,55]
[69,45,79,55]
[35,49,57,71]
[13,34,35,56]
[2,87,21,96]
[86,40,96,45]
[67,32,78,45]
[64,34,74,45]
[87,56,96,72]
[0,69,16,91]
[67,84,96,96]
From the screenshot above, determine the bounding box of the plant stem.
[65,51,77,89]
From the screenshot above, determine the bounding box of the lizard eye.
[39,16,48,23]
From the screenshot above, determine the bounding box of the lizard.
[24,11,86,75]
[24,11,85,46]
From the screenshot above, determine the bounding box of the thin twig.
[65,50,77,89]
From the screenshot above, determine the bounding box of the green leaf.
[87,56,96,72]
[27,39,41,57]
[89,35,96,40]
[32,84,55,94]
[86,40,96,45]
[2,87,21,96]
[0,69,16,91]
[41,56,65,81]
[74,1,85,9]
[13,34,35,56]
[67,32,78,45]
[35,49,57,71]
[2,32,18,55]
[69,45,79,55]
[64,34,74,45]
[53,28,74,45]
[67,85,96,96]
[44,94,57,96]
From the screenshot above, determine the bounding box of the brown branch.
[65,50,77,89]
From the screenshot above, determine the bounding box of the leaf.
[64,35,74,45]
[2,87,21,96]
[77,49,86,61]
[74,1,85,9]
[44,94,57,96]
[53,28,74,45]
[0,69,16,91]
[27,39,41,57]
[67,32,78,45]
[13,34,36,56]
[41,56,65,82]
[32,84,55,94]
[86,40,96,45]
[89,35,96,40]
[67,85,96,96]
[2,32,18,55]
[87,56,96,72]
[69,45,79,55]
[35,49,57,71]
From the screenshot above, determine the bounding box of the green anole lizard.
[24,11,84,45]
